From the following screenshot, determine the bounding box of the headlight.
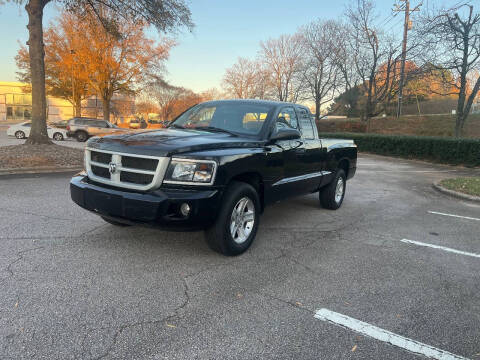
[163,159,217,185]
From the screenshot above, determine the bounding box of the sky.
[0,0,463,93]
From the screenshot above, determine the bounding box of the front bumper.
[70,174,224,230]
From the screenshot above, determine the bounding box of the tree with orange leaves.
[17,8,175,122]
[16,14,91,117]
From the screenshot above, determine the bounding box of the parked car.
[7,122,68,141]
[70,100,357,256]
[127,119,141,129]
[49,119,69,129]
[66,117,128,142]
[147,119,170,129]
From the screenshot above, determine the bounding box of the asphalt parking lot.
[1,151,479,359]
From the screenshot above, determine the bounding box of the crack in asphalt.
[91,268,200,360]
[251,289,316,315]
[88,244,332,360]
[1,246,44,284]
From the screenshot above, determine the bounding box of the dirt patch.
[0,144,83,169]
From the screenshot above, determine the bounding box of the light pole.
[70,49,76,117]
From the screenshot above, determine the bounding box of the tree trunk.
[74,93,81,117]
[454,116,463,138]
[455,93,466,138]
[102,97,111,122]
[25,0,51,145]
[315,98,321,121]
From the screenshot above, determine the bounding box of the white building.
[0,81,135,124]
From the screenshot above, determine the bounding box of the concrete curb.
[432,181,480,203]
[0,166,83,176]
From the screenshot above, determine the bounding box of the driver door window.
[276,107,299,132]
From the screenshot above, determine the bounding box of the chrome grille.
[91,165,110,179]
[85,148,169,191]
[121,156,157,171]
[91,151,111,164]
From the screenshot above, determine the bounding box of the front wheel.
[15,131,26,139]
[319,169,346,210]
[204,181,260,256]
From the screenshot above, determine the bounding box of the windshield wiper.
[169,123,185,129]
[195,126,238,136]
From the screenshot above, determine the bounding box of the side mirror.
[270,128,301,142]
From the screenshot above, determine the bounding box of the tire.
[319,169,346,210]
[101,216,131,227]
[53,132,64,141]
[76,131,88,142]
[204,181,260,256]
[15,131,26,139]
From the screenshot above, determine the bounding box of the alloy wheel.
[335,177,344,203]
[230,197,255,244]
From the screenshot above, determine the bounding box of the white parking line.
[400,239,480,259]
[428,211,480,222]
[314,309,468,360]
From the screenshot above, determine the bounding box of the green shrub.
[318,132,480,167]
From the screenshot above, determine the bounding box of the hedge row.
[318,132,480,167]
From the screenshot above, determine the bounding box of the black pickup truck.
[70,100,357,255]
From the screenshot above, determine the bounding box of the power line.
[377,12,399,29]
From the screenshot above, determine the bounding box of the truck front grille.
[121,156,157,171]
[85,148,169,191]
[120,171,154,185]
[90,151,111,164]
[91,165,110,179]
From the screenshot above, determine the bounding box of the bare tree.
[300,19,344,120]
[146,80,205,120]
[415,4,480,137]
[222,57,262,99]
[346,0,401,120]
[4,0,192,144]
[259,34,304,102]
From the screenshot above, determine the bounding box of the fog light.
[180,203,191,217]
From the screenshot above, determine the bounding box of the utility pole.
[395,1,421,120]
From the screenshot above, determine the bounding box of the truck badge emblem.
[109,162,117,174]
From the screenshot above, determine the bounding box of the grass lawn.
[317,114,480,138]
[439,177,480,197]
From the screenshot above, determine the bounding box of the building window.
[5,93,32,122]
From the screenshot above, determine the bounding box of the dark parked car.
[66,117,127,142]
[70,100,357,255]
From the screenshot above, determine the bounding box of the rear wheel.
[76,131,88,142]
[101,216,131,227]
[319,169,346,210]
[15,131,26,139]
[204,181,260,256]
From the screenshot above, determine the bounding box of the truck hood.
[86,128,264,157]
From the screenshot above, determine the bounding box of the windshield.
[171,102,273,136]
